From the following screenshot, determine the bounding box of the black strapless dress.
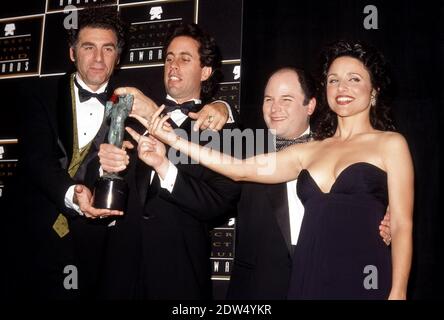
[287,162,391,299]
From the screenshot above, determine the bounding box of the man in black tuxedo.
[97,23,240,299]
[17,5,232,299]
[18,7,126,299]
[226,67,316,299]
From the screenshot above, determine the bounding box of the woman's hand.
[125,127,169,173]
[130,105,179,148]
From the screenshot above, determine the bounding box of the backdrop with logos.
[2,0,441,301]
[0,0,242,299]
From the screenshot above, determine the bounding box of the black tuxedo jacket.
[100,110,241,300]
[227,182,292,300]
[18,74,113,298]
[227,132,292,300]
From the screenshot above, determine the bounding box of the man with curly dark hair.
[162,23,223,102]
[97,23,240,299]
[20,6,126,299]
[67,6,127,57]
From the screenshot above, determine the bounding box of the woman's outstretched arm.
[128,107,304,184]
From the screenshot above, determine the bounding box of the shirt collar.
[299,126,311,138]
[276,126,311,140]
[75,73,108,94]
[166,94,201,105]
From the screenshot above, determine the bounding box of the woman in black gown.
[132,40,414,300]
[283,41,400,299]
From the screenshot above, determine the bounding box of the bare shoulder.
[377,132,412,168]
[378,131,409,150]
[278,139,319,167]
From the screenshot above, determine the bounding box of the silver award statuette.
[93,94,134,211]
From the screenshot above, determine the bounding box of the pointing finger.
[125,126,141,142]
[152,105,165,120]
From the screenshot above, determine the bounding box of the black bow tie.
[74,77,108,106]
[163,99,200,116]
[275,133,312,151]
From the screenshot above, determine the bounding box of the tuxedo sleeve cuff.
[212,100,234,123]
[64,185,84,216]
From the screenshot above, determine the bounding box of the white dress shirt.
[286,126,310,245]
[64,74,108,214]
[158,95,234,191]
[74,75,106,148]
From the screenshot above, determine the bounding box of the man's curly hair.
[68,6,127,54]
[313,40,395,140]
[163,23,222,101]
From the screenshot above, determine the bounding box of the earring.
[370,94,376,107]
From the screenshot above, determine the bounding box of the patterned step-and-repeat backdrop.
[0,0,242,296]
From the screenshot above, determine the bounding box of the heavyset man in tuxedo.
[98,23,240,299]
[227,67,316,299]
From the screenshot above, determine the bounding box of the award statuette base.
[93,173,128,211]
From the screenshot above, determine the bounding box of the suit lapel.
[175,102,202,139]
[75,79,114,177]
[135,159,153,207]
[58,73,116,163]
[56,74,74,163]
[136,105,199,206]
[73,119,109,182]
[267,183,292,254]
[178,116,192,132]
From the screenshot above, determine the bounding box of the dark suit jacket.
[18,74,112,298]
[100,110,241,300]
[227,182,293,300]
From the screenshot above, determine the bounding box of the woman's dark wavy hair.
[163,23,222,101]
[313,40,395,140]
[68,6,127,54]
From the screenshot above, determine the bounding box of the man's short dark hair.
[271,67,317,105]
[164,23,222,101]
[68,6,127,54]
